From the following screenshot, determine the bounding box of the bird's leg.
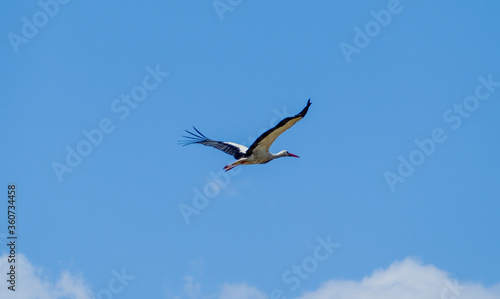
[223,164,235,172]
[223,158,247,172]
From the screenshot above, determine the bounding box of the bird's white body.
[224,150,291,171]
[180,99,311,171]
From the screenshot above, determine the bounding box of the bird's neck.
[271,151,287,159]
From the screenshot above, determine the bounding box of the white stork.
[180,99,311,171]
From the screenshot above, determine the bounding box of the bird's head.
[281,150,299,158]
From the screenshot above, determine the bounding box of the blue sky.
[1,1,500,298]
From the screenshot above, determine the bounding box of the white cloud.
[0,253,93,299]
[182,276,202,299]
[172,277,266,299]
[295,258,500,299]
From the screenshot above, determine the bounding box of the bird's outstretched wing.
[245,99,311,157]
[179,127,247,159]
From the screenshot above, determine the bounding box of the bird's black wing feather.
[245,99,311,157]
[179,127,246,159]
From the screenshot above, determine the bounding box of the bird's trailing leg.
[223,164,236,172]
[223,158,248,172]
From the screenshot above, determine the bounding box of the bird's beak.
[288,153,300,158]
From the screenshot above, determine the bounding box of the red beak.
[288,153,300,158]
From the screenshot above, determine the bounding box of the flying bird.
[179,99,311,171]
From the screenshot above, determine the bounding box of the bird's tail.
[178,127,209,146]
